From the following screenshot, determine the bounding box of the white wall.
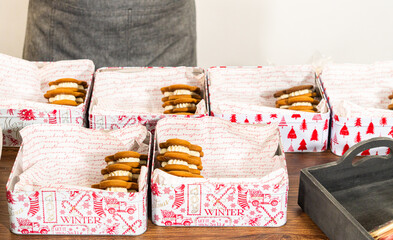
[2,0,393,67]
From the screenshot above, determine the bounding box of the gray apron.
[23,0,196,69]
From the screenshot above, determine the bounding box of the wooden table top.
[0,147,340,239]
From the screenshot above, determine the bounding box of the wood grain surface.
[0,147,339,239]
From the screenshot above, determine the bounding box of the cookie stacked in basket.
[92,151,148,192]
[160,84,202,115]
[157,139,204,178]
[44,78,88,106]
[274,85,320,113]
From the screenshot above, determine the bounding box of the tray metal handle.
[338,137,393,167]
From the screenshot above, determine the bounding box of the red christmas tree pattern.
[230,114,237,123]
[366,122,374,134]
[278,116,287,128]
[255,114,262,123]
[334,115,339,122]
[340,123,349,137]
[312,114,322,121]
[287,144,294,152]
[291,114,301,119]
[332,133,338,144]
[310,129,318,141]
[342,143,349,155]
[361,149,370,156]
[300,119,307,132]
[388,127,393,137]
[298,139,307,151]
[387,148,391,155]
[287,127,297,140]
[380,117,387,126]
[323,119,329,131]
[244,118,249,123]
[354,132,361,143]
[355,118,362,127]
[321,140,327,151]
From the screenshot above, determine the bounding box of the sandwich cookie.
[162,98,199,114]
[163,139,192,154]
[106,164,139,182]
[160,84,201,97]
[113,151,141,168]
[274,85,314,99]
[44,88,85,106]
[48,78,87,90]
[162,152,191,172]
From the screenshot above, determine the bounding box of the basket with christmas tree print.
[319,62,393,156]
[207,66,330,152]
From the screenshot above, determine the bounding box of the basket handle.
[338,137,393,167]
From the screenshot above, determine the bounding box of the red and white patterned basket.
[151,117,288,227]
[207,66,330,152]
[89,67,209,132]
[7,124,151,235]
[319,62,393,156]
[0,53,94,147]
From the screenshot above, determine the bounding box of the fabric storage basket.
[6,124,151,235]
[207,66,330,152]
[0,53,94,147]
[319,62,393,156]
[151,117,288,227]
[89,67,209,132]
[298,137,393,240]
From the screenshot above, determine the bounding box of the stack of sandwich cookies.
[92,151,145,192]
[274,85,320,113]
[44,78,88,106]
[160,84,202,114]
[388,94,393,110]
[157,138,204,178]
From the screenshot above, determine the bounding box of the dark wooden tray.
[298,137,393,240]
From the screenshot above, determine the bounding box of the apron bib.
[23,0,196,68]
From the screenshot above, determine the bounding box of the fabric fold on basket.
[321,62,393,118]
[0,53,94,110]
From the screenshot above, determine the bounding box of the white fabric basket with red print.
[207,66,330,152]
[320,62,393,156]
[0,53,94,147]
[6,124,151,235]
[89,67,208,132]
[151,117,288,227]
